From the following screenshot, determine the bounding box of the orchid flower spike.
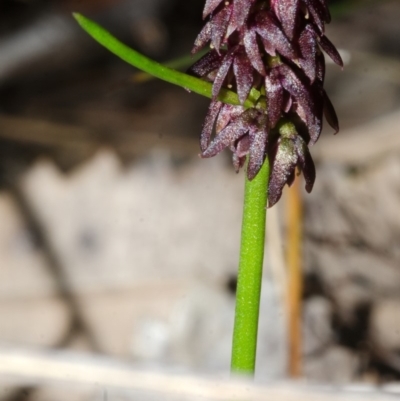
[190,0,342,206]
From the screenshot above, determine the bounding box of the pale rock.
[0,297,71,347]
[332,283,372,326]
[370,299,400,351]
[304,346,359,384]
[303,297,334,355]
[0,193,59,300]
[21,151,244,292]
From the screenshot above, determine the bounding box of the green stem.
[73,13,260,108]
[231,157,270,375]
[74,11,271,377]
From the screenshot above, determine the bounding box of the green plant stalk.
[73,13,260,108]
[231,157,269,375]
[74,12,270,377]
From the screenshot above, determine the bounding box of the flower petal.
[268,137,298,207]
[278,64,322,143]
[212,49,235,99]
[188,50,223,77]
[323,90,339,134]
[233,48,254,104]
[303,0,325,33]
[272,0,301,41]
[234,0,255,25]
[192,22,212,54]
[211,4,233,51]
[315,51,326,83]
[298,24,318,83]
[236,134,251,157]
[243,26,266,76]
[286,170,296,187]
[305,0,331,25]
[216,104,245,133]
[232,147,248,172]
[255,11,297,60]
[202,109,256,157]
[227,0,255,36]
[294,135,316,193]
[203,0,225,19]
[318,34,343,67]
[265,68,284,129]
[200,101,223,151]
[318,0,331,23]
[247,114,268,180]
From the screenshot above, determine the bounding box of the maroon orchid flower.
[268,122,316,207]
[190,0,342,206]
[201,104,269,180]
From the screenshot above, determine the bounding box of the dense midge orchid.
[190,0,342,206]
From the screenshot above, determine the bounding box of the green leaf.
[73,13,261,108]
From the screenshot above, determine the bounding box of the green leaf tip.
[72,12,84,24]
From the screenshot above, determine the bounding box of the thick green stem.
[231,157,270,375]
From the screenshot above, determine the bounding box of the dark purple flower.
[268,122,316,207]
[201,104,269,180]
[190,0,342,206]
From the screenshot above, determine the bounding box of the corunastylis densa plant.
[74,0,342,377]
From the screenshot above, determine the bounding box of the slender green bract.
[231,158,269,374]
[73,13,260,108]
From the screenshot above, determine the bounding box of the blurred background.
[0,0,400,399]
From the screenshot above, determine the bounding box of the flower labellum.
[190,0,342,206]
